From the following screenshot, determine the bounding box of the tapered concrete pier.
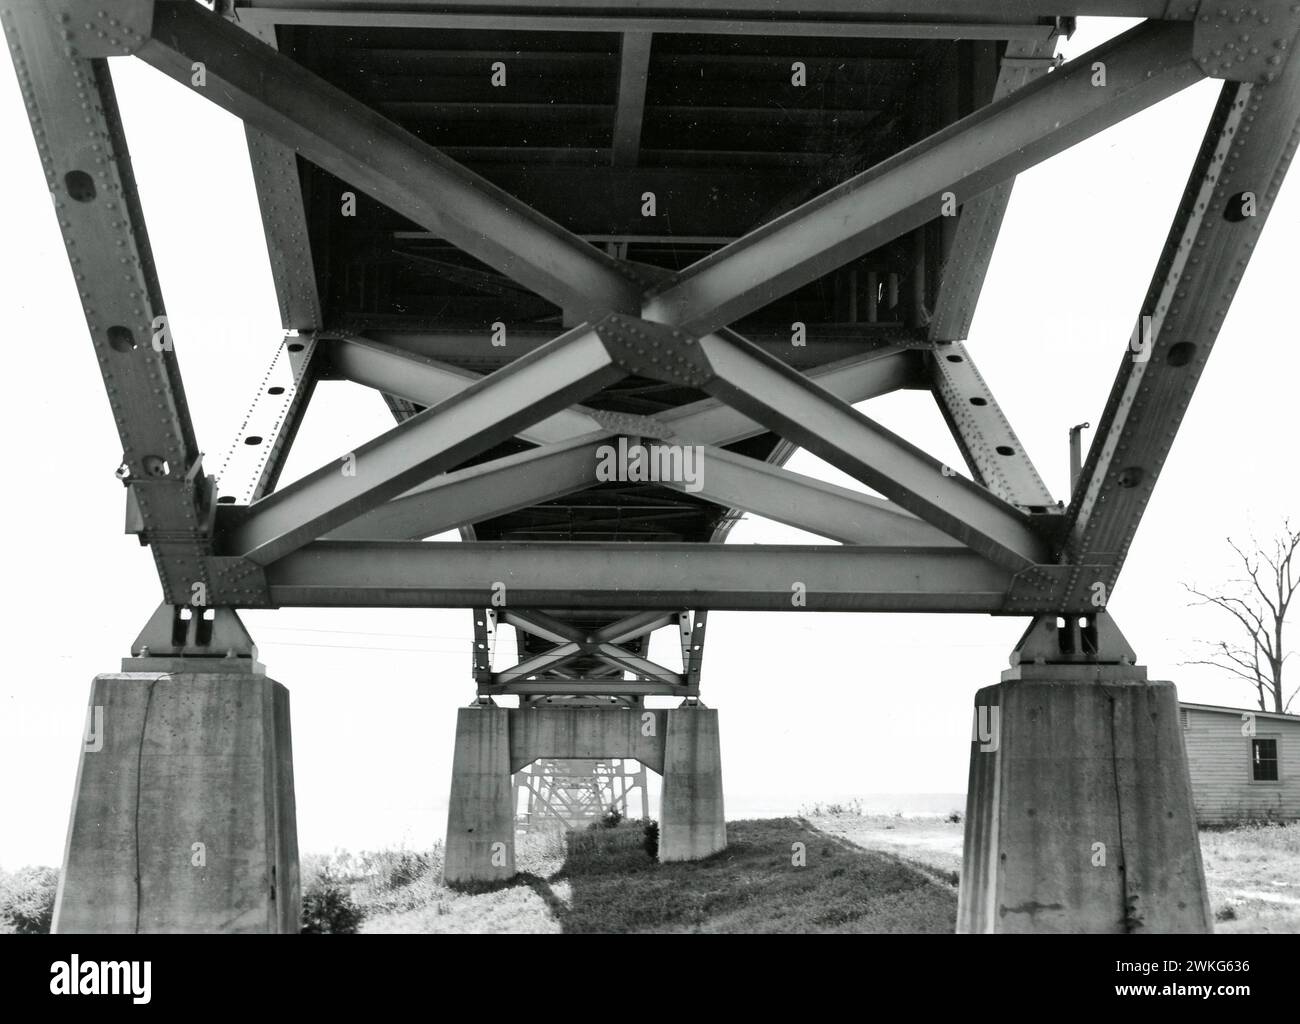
[444,705,516,884]
[660,707,726,861]
[54,672,300,934]
[957,616,1211,934]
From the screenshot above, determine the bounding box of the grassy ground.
[354,817,957,933]
[333,815,1300,934]
[1199,823,1300,933]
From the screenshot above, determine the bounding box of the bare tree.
[1183,521,1299,713]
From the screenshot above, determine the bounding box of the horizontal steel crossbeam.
[265,541,1015,611]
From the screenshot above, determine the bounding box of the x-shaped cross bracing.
[10,2,1300,632]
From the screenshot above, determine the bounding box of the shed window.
[1251,738,1279,782]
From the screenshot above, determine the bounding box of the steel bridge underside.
[7,0,1300,703]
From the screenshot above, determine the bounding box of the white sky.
[1,18,1296,869]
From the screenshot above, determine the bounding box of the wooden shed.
[1180,702,1300,824]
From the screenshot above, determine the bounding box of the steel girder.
[611,32,652,168]
[927,36,1061,342]
[352,324,926,371]
[322,334,605,445]
[928,341,1057,510]
[1064,57,1300,604]
[239,17,321,331]
[233,1,1156,37]
[265,541,1018,612]
[1,5,213,604]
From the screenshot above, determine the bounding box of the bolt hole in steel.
[142,455,170,477]
[1117,466,1145,488]
[945,354,964,362]
[1223,191,1253,222]
[217,495,236,504]
[106,325,137,351]
[287,342,305,352]
[995,445,1015,456]
[1166,341,1196,366]
[63,170,96,201]
[244,435,263,445]
[267,386,286,395]
[969,396,988,406]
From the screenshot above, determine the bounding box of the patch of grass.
[360,818,955,934]
[1199,821,1300,933]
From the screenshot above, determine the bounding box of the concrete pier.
[54,672,300,934]
[443,704,726,882]
[660,707,726,861]
[444,705,516,884]
[958,670,1211,933]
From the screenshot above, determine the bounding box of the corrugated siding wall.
[1182,708,1300,823]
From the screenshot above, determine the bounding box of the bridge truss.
[7,0,1299,933]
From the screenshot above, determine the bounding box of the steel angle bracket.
[1192,0,1300,82]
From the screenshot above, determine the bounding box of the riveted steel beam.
[660,345,928,446]
[492,643,583,685]
[323,433,607,541]
[592,611,677,644]
[238,0,1172,19]
[929,341,1057,510]
[928,36,1061,342]
[266,541,1016,611]
[503,610,586,645]
[224,324,625,563]
[238,17,321,330]
[1064,58,1300,604]
[641,21,1204,336]
[592,644,683,685]
[354,323,924,372]
[683,610,708,688]
[322,334,604,444]
[214,334,320,505]
[2,5,214,604]
[693,331,1050,570]
[662,446,966,547]
[611,32,651,167]
[139,0,644,319]
[237,3,1063,40]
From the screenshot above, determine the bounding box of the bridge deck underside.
[278,24,993,544]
